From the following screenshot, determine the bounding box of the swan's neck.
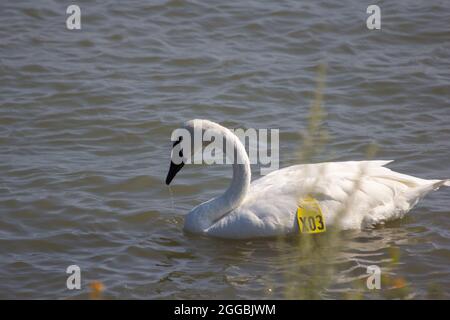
[185,129,251,233]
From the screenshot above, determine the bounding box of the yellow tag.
[296,196,326,234]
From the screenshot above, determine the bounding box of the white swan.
[165,119,449,239]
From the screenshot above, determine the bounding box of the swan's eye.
[172,137,184,158]
[172,136,182,147]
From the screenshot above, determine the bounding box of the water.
[1,0,449,299]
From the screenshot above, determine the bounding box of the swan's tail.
[418,179,450,196]
[431,179,450,189]
[404,179,449,208]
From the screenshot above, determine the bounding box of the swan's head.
[165,119,222,185]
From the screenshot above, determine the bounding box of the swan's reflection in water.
[182,220,434,299]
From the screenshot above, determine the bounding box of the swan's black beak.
[166,136,185,185]
[165,161,184,185]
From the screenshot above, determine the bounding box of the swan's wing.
[239,160,435,231]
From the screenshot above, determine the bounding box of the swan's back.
[205,160,449,238]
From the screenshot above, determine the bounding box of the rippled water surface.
[1,0,450,299]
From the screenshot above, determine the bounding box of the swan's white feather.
[204,160,446,238]
[175,119,449,239]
